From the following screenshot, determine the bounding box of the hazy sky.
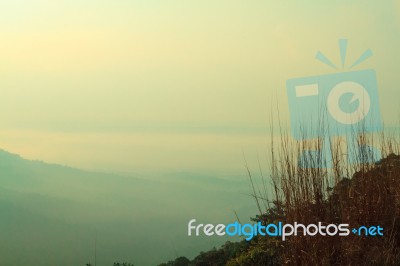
[0,0,399,174]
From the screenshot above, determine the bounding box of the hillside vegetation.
[161,132,400,265]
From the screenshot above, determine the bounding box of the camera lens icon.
[327,81,371,125]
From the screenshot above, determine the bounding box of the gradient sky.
[0,0,399,174]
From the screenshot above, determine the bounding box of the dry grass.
[249,121,400,265]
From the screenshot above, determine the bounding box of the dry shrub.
[251,122,400,265]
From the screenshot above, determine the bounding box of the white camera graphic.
[287,69,382,140]
[286,40,383,167]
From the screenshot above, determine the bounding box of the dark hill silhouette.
[163,153,400,265]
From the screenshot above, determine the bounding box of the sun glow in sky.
[0,0,399,174]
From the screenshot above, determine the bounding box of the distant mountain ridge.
[0,148,254,266]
